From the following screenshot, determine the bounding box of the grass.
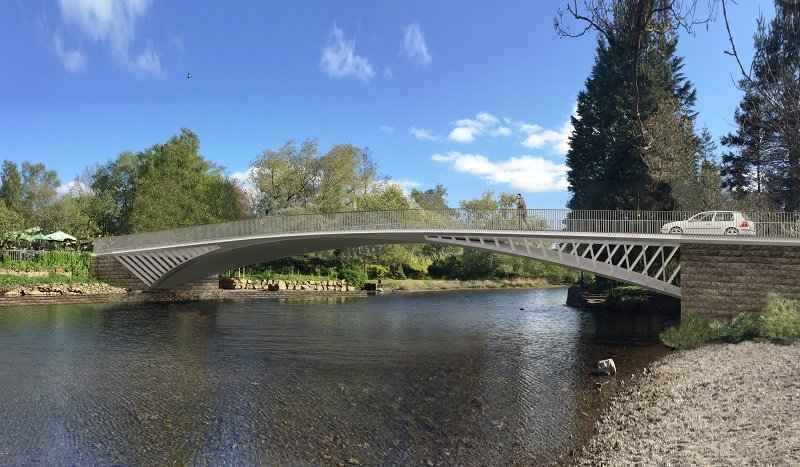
[660,293,800,349]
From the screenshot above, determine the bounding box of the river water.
[0,288,674,465]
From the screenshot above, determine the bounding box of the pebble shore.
[576,341,800,466]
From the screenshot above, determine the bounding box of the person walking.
[516,193,530,228]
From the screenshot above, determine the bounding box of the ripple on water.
[0,289,673,465]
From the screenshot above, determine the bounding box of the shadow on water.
[0,289,675,465]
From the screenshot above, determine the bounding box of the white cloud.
[380,125,395,133]
[409,127,441,141]
[53,34,86,72]
[448,112,500,143]
[492,126,512,137]
[519,119,573,154]
[320,22,374,82]
[432,151,569,192]
[403,22,432,65]
[56,0,161,75]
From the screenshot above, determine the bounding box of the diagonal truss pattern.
[114,245,220,287]
[425,234,682,297]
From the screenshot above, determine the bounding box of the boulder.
[596,358,617,376]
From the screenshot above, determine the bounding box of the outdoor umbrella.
[45,231,77,242]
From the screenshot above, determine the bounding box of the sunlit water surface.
[0,288,673,465]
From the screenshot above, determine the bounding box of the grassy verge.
[660,293,800,349]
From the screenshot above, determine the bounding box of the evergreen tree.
[564,0,699,210]
[721,9,800,211]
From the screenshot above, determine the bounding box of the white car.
[661,211,756,236]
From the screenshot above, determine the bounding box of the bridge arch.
[97,230,682,297]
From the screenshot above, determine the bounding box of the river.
[0,288,675,465]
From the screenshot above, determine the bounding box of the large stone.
[596,359,617,376]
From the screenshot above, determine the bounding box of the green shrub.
[723,312,760,344]
[759,293,800,341]
[337,265,367,289]
[659,312,725,349]
[661,294,800,349]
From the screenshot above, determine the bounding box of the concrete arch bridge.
[92,209,800,316]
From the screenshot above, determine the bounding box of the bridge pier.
[91,256,218,292]
[681,244,800,318]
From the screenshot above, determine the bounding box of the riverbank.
[0,277,565,306]
[575,341,800,465]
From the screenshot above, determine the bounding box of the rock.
[597,358,617,376]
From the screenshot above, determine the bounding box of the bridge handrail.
[93,208,800,253]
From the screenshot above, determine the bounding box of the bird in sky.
[186,72,192,79]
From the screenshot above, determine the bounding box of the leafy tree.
[19,162,61,218]
[411,184,449,210]
[0,201,24,239]
[91,129,248,234]
[250,139,381,215]
[0,161,23,213]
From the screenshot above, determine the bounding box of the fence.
[93,209,800,253]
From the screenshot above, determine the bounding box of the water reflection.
[0,289,673,465]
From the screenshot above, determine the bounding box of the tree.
[560,0,700,210]
[91,129,248,234]
[250,139,382,215]
[721,8,800,211]
[0,201,24,239]
[693,126,730,210]
[411,184,449,210]
[0,161,23,213]
[18,162,60,218]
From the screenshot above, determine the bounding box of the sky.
[0,0,777,209]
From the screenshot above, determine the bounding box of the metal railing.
[93,209,800,253]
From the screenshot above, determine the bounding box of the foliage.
[336,265,367,289]
[660,294,800,349]
[564,0,700,211]
[759,293,800,341]
[721,7,800,211]
[411,184,449,210]
[249,138,380,215]
[0,273,96,288]
[91,129,249,234]
[659,312,726,349]
[0,251,92,279]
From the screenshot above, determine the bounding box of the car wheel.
[724,227,739,236]
[669,227,683,234]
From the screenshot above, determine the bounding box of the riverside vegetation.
[660,293,800,349]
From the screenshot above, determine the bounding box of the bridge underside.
[94,231,682,297]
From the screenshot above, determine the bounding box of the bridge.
[92,209,800,317]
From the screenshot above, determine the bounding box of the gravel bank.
[576,341,800,466]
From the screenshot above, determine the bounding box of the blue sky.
[1,0,775,208]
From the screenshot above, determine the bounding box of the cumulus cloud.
[519,119,573,154]
[409,127,441,141]
[448,112,503,143]
[56,0,161,75]
[432,151,569,192]
[320,22,374,82]
[403,22,432,65]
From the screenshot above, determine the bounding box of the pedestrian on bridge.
[517,193,530,229]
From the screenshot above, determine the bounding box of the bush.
[723,312,760,344]
[660,312,726,349]
[660,294,800,349]
[337,265,367,289]
[759,293,800,341]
